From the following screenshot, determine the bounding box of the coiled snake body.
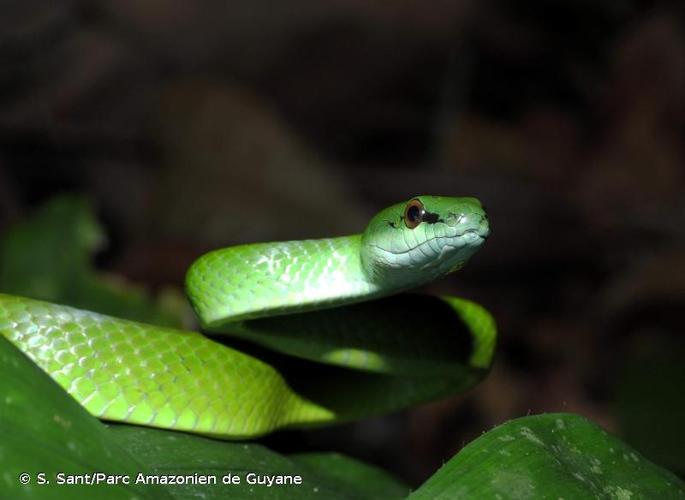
[0,196,494,438]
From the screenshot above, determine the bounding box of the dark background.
[1,0,683,486]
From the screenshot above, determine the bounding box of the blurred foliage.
[0,195,188,328]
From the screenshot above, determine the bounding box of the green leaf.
[409,413,685,500]
[0,336,170,499]
[0,196,101,300]
[108,425,410,499]
[290,452,410,499]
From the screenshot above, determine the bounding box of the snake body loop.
[0,196,493,438]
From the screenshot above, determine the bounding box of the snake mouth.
[369,232,486,274]
[372,225,488,258]
[462,227,489,240]
[419,230,486,270]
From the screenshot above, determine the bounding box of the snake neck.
[186,235,383,328]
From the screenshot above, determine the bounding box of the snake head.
[360,196,489,288]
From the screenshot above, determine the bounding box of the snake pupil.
[404,199,425,229]
[407,206,421,222]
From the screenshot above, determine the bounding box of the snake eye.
[403,198,425,229]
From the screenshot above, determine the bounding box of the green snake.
[0,196,494,438]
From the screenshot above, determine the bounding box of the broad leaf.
[291,452,410,499]
[108,425,410,499]
[409,413,685,499]
[0,336,169,498]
